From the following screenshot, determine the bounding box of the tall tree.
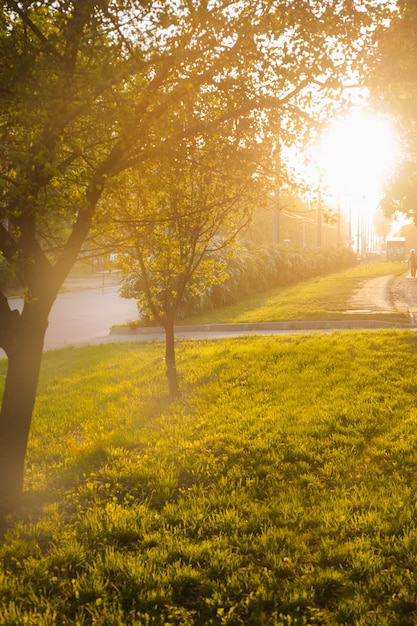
[0,0,394,513]
[369,0,417,219]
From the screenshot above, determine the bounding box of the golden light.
[281,106,402,252]
[319,108,400,208]
[316,108,402,254]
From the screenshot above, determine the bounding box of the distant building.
[386,237,405,262]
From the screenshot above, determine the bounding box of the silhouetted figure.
[408,249,417,277]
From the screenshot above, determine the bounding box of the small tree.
[111,132,270,397]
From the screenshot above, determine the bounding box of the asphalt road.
[44,283,138,349]
[4,276,138,354]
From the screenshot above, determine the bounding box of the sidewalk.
[108,319,410,343]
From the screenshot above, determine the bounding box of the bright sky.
[282,105,403,251]
[318,108,401,211]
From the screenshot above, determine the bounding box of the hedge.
[203,242,357,312]
[122,243,357,322]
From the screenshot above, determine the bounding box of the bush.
[122,243,357,322]
[196,243,357,316]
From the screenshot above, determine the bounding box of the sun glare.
[319,109,400,207]
[286,106,403,254]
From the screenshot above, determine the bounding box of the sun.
[282,106,402,254]
[318,109,400,208]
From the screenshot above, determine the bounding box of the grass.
[179,261,407,325]
[1,326,417,623]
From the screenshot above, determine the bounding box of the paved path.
[43,283,138,349]
[107,319,405,344]
[347,274,397,313]
[347,270,417,324]
[3,274,138,356]
[391,272,417,323]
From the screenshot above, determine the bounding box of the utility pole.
[337,198,342,247]
[273,137,281,245]
[273,188,280,244]
[316,176,322,247]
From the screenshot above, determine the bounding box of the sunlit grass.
[1,331,417,623]
[181,261,406,324]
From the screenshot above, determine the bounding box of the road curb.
[111,319,412,336]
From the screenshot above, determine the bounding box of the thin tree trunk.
[0,309,48,515]
[163,316,181,399]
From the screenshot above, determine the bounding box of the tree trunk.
[0,307,48,515]
[163,316,181,399]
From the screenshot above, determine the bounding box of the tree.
[369,0,417,219]
[109,128,271,398]
[0,0,395,513]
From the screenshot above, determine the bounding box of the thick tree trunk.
[0,308,48,514]
[163,317,181,399]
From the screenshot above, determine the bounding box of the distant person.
[408,249,417,277]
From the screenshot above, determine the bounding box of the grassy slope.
[181,261,406,324]
[1,331,417,624]
[0,262,415,624]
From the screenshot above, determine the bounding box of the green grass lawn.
[180,261,407,325]
[1,328,417,624]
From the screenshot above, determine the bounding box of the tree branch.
[5,0,62,59]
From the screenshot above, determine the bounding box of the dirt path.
[348,271,417,322]
[347,275,398,314]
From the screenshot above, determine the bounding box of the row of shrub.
[125,242,357,322]
[207,242,357,310]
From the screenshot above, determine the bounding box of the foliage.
[370,0,417,220]
[0,0,390,287]
[123,243,357,322]
[9,0,391,283]
[0,256,16,292]
[208,243,357,311]
[108,130,273,396]
[113,134,271,324]
[0,332,417,623]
